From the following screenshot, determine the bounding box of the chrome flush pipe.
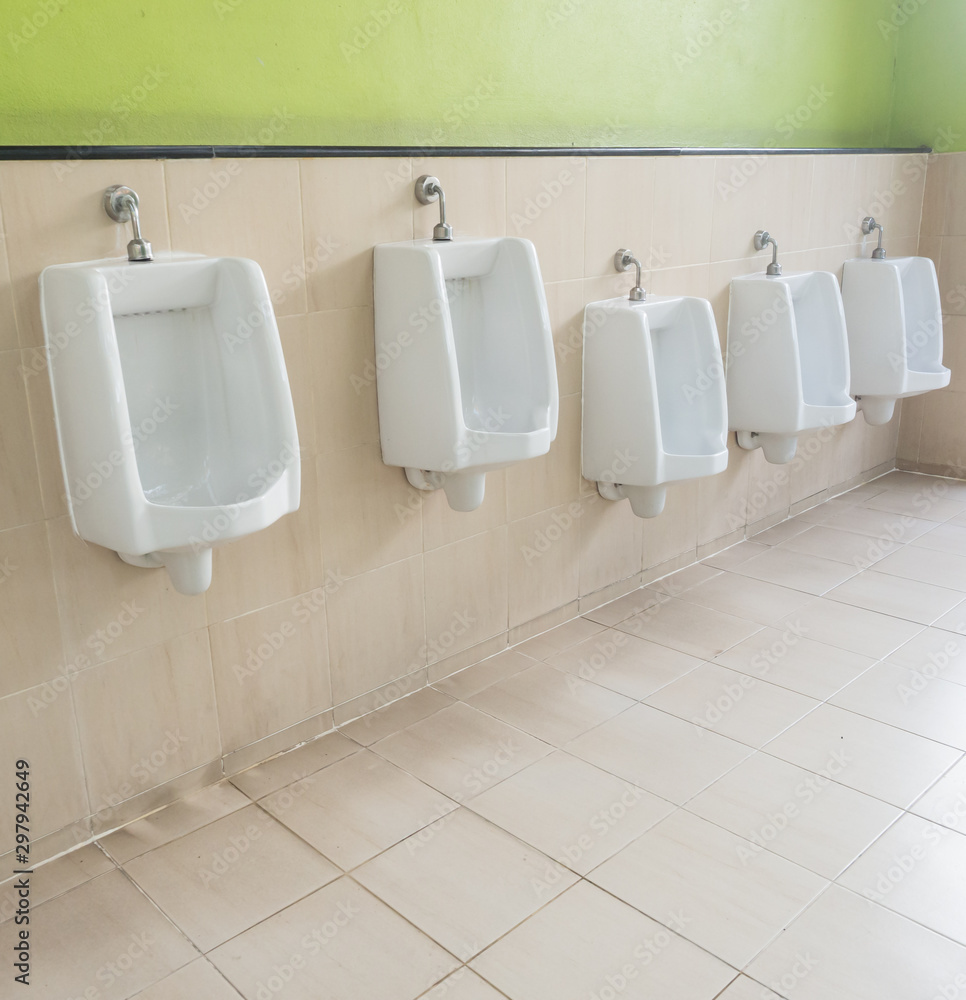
[614,249,646,301]
[754,230,782,275]
[414,175,453,241]
[104,185,153,262]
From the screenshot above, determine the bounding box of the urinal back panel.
[581,302,662,483]
[788,272,851,407]
[898,258,945,375]
[726,278,803,432]
[649,299,728,457]
[843,257,947,398]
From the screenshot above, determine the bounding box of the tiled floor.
[5,471,966,999]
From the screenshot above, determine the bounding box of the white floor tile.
[764,703,961,808]
[747,885,966,1000]
[686,752,901,878]
[713,627,875,700]
[837,812,966,943]
[829,661,966,749]
[644,663,819,748]
[588,810,827,967]
[354,809,577,960]
[547,629,703,700]
[776,599,922,659]
[911,756,966,832]
[470,881,736,1000]
[566,704,752,804]
[468,750,673,874]
[209,877,458,1000]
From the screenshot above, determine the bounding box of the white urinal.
[581,259,728,517]
[374,183,557,512]
[40,253,300,595]
[726,231,855,465]
[842,219,949,425]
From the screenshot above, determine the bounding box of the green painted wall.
[890,0,966,152]
[0,0,909,148]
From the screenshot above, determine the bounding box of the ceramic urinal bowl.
[374,237,558,511]
[40,254,300,595]
[726,271,856,464]
[581,295,729,518]
[842,256,950,425]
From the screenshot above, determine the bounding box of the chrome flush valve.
[754,230,782,276]
[614,249,646,301]
[414,175,453,241]
[104,185,153,262]
[862,216,887,259]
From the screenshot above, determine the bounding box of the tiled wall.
[0,151,924,865]
[897,151,966,474]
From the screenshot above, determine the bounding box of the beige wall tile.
[164,157,306,316]
[807,154,857,247]
[652,156,715,267]
[506,157,586,282]
[424,527,508,659]
[0,159,170,347]
[642,479,700,570]
[546,279,586,397]
[506,393,580,520]
[0,205,18,353]
[942,153,966,237]
[0,521,63,698]
[698,438,751,546]
[896,394,924,466]
[851,155,897,242]
[311,307,381,456]
[0,681,88,842]
[206,460,323,623]
[20,347,68,518]
[939,236,966,317]
[72,629,220,813]
[47,515,207,667]
[921,153,948,237]
[710,155,813,263]
[326,555,426,705]
[508,503,581,628]
[412,157,506,240]
[210,591,332,752]
[0,351,43,530]
[584,157,655,278]
[422,469,507,552]
[577,492,644,596]
[318,444,422,578]
[301,157,413,312]
[919,390,966,472]
[890,154,928,239]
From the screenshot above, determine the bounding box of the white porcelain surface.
[726,271,855,464]
[374,237,558,511]
[581,294,728,517]
[842,256,950,425]
[40,253,300,593]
